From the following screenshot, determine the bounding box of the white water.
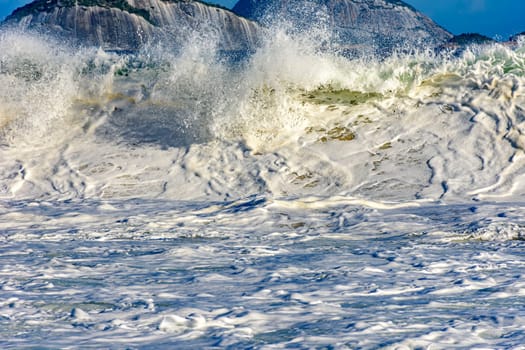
[1,26,525,348]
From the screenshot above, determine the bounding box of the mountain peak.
[232,0,452,55]
[2,0,261,53]
[7,1,153,23]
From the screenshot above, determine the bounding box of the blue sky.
[1,0,524,39]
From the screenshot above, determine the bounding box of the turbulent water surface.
[1,24,525,348]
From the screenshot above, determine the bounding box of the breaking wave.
[3,17,525,349]
[0,26,524,202]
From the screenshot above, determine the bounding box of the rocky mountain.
[232,0,452,55]
[2,0,455,56]
[2,0,261,52]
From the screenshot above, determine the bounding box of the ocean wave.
[0,27,524,202]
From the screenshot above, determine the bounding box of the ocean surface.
[1,24,525,349]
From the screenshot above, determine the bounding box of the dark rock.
[232,0,452,56]
[447,33,496,46]
[510,31,525,42]
[2,0,261,53]
[437,33,497,55]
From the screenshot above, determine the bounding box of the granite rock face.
[3,0,454,56]
[3,0,261,52]
[233,0,453,55]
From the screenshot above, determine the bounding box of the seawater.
[1,25,525,348]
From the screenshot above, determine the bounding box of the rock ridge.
[2,0,261,52]
[232,0,453,55]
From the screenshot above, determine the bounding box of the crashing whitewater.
[2,25,525,348]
